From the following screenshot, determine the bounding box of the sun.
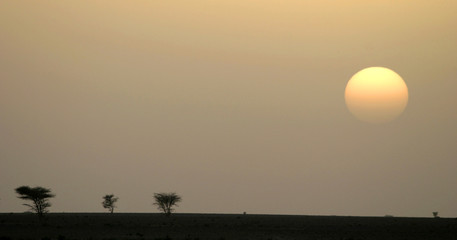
[345,67,408,123]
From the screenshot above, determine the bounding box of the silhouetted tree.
[102,194,118,213]
[153,192,181,216]
[433,211,440,218]
[15,186,55,218]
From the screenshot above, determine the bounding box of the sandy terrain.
[0,213,456,240]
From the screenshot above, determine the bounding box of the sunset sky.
[1,1,456,217]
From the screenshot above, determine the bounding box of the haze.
[1,1,456,217]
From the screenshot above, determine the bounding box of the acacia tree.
[153,192,182,216]
[102,194,119,213]
[15,186,55,218]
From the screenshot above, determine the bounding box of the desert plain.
[1,213,456,240]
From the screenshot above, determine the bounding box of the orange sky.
[1,1,456,217]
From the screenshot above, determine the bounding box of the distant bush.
[153,192,182,216]
[433,212,440,218]
[102,194,119,213]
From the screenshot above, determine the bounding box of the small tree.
[153,192,181,216]
[102,194,119,213]
[433,211,439,218]
[15,186,55,218]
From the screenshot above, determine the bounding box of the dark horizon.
[1,212,450,219]
[2,212,456,239]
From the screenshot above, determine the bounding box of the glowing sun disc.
[345,67,408,123]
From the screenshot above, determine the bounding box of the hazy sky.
[1,1,456,217]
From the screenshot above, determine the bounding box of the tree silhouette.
[15,186,55,218]
[153,192,182,216]
[102,194,118,213]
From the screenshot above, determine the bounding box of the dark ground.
[0,213,456,240]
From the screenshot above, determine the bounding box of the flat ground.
[0,213,456,240]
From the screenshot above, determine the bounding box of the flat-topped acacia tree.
[153,192,182,216]
[15,186,55,218]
